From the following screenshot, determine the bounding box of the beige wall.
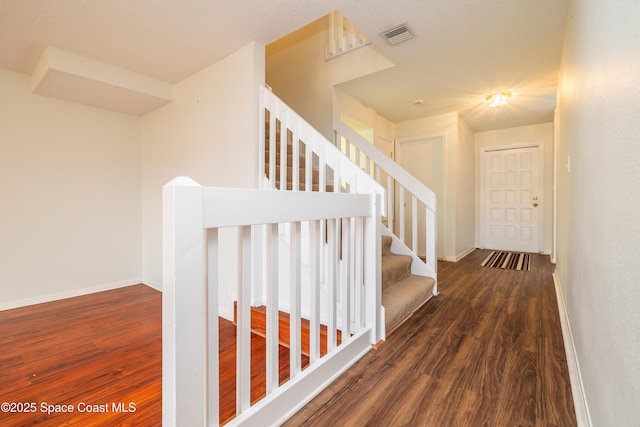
[0,68,142,309]
[266,17,333,139]
[333,87,396,149]
[555,0,640,424]
[267,15,394,140]
[474,123,554,254]
[141,42,265,318]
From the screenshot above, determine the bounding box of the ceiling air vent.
[378,21,415,45]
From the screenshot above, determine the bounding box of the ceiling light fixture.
[413,99,424,106]
[485,91,511,108]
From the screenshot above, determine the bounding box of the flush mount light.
[485,91,511,108]
[413,99,424,106]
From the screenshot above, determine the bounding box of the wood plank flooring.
[0,249,576,426]
[237,304,342,357]
[0,285,301,426]
[0,285,162,427]
[284,249,577,426]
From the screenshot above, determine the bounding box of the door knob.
[533,203,538,207]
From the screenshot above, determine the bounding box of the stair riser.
[382,235,393,255]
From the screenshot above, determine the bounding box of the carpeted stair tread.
[381,253,412,289]
[383,274,436,333]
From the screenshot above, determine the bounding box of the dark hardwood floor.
[0,249,576,426]
[285,249,577,426]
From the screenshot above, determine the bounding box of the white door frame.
[479,142,544,252]
[395,133,447,259]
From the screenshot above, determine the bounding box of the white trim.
[232,329,372,426]
[0,279,144,311]
[445,246,476,262]
[552,110,558,264]
[552,272,592,427]
[479,142,544,252]
[143,279,163,292]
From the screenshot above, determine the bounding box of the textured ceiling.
[0,0,568,131]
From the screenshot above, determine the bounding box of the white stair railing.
[334,119,437,285]
[325,11,370,59]
[258,85,387,340]
[163,178,381,426]
[259,86,384,203]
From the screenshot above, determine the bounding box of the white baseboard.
[142,279,163,292]
[0,278,144,312]
[552,272,592,427]
[445,246,476,262]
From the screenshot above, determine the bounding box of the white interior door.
[482,146,541,253]
[396,135,444,259]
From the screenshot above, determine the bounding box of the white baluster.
[399,188,405,244]
[412,195,418,253]
[292,120,300,192]
[354,217,364,330]
[289,221,301,376]
[327,219,338,351]
[427,207,437,283]
[341,217,350,338]
[265,223,279,393]
[309,220,321,363]
[237,225,251,414]
[305,136,312,191]
[269,110,276,188]
[387,175,393,229]
[206,228,219,426]
[279,113,288,190]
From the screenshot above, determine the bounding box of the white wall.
[396,112,476,261]
[141,42,265,318]
[474,123,554,254]
[0,68,142,309]
[555,0,640,425]
[456,118,475,259]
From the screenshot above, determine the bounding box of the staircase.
[263,134,434,332]
[260,86,437,336]
[163,86,437,426]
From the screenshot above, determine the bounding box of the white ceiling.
[0,0,568,131]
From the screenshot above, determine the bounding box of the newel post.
[162,177,208,426]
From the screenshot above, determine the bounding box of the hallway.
[285,249,576,426]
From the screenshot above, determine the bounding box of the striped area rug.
[481,251,531,271]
